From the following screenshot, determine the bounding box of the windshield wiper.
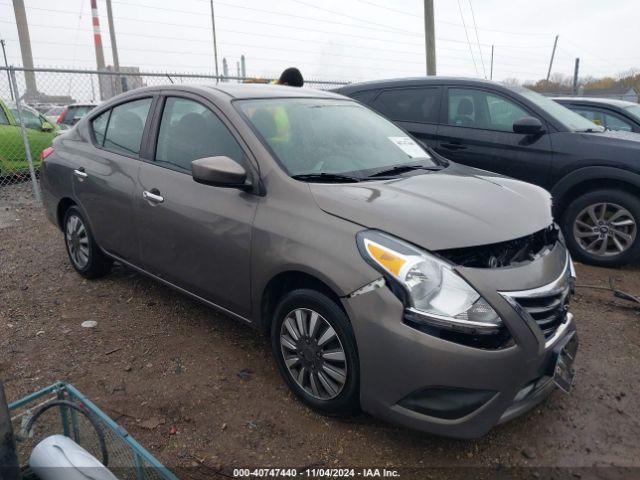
[291,172,362,183]
[367,164,443,178]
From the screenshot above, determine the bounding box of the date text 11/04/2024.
[232,468,400,477]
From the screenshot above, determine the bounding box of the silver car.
[40,84,578,438]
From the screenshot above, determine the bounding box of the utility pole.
[0,382,21,480]
[105,0,123,94]
[240,54,246,79]
[572,58,580,96]
[0,39,14,100]
[210,0,220,81]
[546,34,559,82]
[12,0,37,98]
[424,0,436,75]
[490,45,494,80]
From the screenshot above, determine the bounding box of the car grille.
[501,255,573,341]
[511,287,571,339]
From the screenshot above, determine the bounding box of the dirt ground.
[1,182,639,479]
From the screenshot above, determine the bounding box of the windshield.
[513,87,605,132]
[624,104,640,122]
[237,98,438,178]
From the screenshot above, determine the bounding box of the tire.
[63,206,113,279]
[561,189,640,267]
[271,289,360,416]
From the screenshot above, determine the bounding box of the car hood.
[582,129,640,145]
[309,163,553,251]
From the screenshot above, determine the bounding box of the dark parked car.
[335,78,640,267]
[554,97,640,133]
[57,102,98,130]
[41,84,577,438]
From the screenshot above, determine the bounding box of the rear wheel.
[561,189,640,267]
[271,289,360,416]
[63,206,113,279]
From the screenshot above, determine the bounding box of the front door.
[437,87,553,187]
[135,95,258,317]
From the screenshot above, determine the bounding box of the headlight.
[357,230,502,335]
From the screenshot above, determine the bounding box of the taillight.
[57,108,67,124]
[40,147,54,161]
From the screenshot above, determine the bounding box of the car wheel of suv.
[561,189,640,267]
[63,206,113,279]
[271,289,360,416]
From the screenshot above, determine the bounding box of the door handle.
[73,168,88,181]
[440,142,467,151]
[143,189,164,205]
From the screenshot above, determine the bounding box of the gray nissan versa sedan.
[40,84,578,439]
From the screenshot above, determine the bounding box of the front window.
[155,97,245,174]
[237,98,438,179]
[447,88,530,132]
[624,104,640,122]
[514,87,604,132]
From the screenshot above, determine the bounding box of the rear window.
[0,107,8,125]
[61,105,95,125]
[372,87,441,123]
[91,110,110,146]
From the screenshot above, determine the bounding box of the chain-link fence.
[0,66,349,199]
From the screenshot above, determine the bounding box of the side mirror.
[191,156,249,189]
[41,121,54,132]
[513,116,544,135]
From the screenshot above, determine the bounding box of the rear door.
[74,96,154,262]
[368,86,442,149]
[135,93,258,317]
[437,87,553,186]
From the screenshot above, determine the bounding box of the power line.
[457,0,478,76]
[356,0,553,36]
[468,0,486,79]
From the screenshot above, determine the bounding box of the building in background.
[98,66,145,100]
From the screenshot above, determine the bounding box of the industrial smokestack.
[90,0,106,71]
[12,0,38,98]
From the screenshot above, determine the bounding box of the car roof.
[205,83,344,100]
[67,102,98,107]
[101,84,345,106]
[334,76,501,93]
[553,96,637,108]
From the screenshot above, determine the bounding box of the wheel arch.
[551,166,640,213]
[259,269,346,337]
[56,197,77,230]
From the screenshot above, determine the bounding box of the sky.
[0,0,638,85]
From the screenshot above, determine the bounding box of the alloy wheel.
[573,202,637,257]
[279,308,348,400]
[65,214,90,269]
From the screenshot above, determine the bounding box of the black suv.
[335,78,640,267]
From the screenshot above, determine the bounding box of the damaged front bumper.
[341,241,577,439]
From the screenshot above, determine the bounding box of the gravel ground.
[1,182,639,479]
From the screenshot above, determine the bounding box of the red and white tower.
[91,0,106,71]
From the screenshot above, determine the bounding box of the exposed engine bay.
[437,224,560,268]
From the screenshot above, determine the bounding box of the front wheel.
[271,289,360,416]
[561,189,640,267]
